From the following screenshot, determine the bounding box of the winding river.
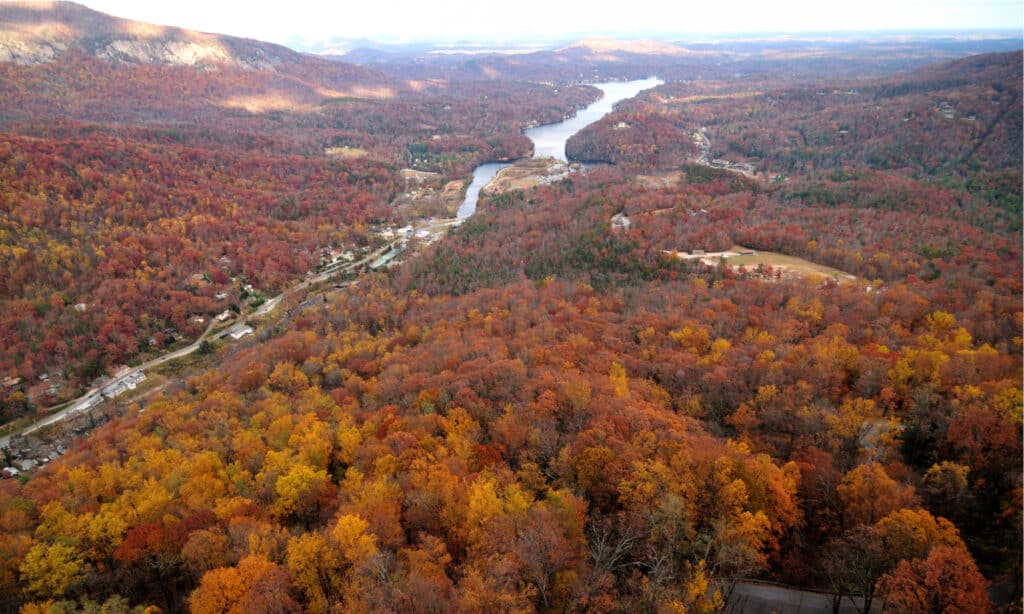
[456,77,663,220]
[0,77,663,451]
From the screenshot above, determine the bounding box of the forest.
[0,3,1021,612]
[0,49,597,413]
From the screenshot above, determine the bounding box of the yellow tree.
[330,514,378,568]
[271,464,330,525]
[19,541,86,599]
[837,463,916,527]
[285,533,340,614]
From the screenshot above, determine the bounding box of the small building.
[610,212,631,230]
[73,303,88,312]
[214,310,232,322]
[215,292,228,301]
[691,249,705,256]
[230,326,254,340]
[1,467,20,479]
[739,250,756,256]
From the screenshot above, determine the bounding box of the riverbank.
[2,77,666,464]
[457,77,664,218]
[481,157,581,195]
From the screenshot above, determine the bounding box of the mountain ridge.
[0,0,310,68]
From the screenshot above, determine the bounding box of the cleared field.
[634,171,685,188]
[728,249,855,279]
[483,157,576,194]
[325,146,368,158]
[673,246,856,280]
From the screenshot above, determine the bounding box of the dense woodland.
[569,52,1021,187]
[0,4,1021,612]
[0,50,597,410]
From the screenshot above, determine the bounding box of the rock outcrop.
[0,0,300,69]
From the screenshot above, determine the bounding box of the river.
[456,77,663,220]
[1,79,664,451]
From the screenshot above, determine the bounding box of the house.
[610,212,631,230]
[215,292,228,300]
[73,303,88,312]
[1,467,19,479]
[691,249,705,256]
[214,310,232,322]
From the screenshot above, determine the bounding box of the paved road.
[725,581,868,614]
[0,234,401,449]
[0,319,218,448]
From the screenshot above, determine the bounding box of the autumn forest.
[0,2,1020,613]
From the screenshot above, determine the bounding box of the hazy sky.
[78,0,1024,46]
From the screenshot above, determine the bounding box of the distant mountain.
[558,37,695,56]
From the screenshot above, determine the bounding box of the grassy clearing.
[724,247,855,279]
[325,146,368,158]
[672,246,855,280]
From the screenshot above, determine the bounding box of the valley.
[1,79,638,450]
[0,3,1019,613]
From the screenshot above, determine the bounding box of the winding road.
[2,78,658,450]
[0,239,397,450]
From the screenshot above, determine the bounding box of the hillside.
[568,50,1022,203]
[0,0,298,68]
[0,8,1019,612]
[0,0,405,115]
[0,2,599,418]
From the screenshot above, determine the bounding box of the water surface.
[457,77,663,219]
[526,77,664,161]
